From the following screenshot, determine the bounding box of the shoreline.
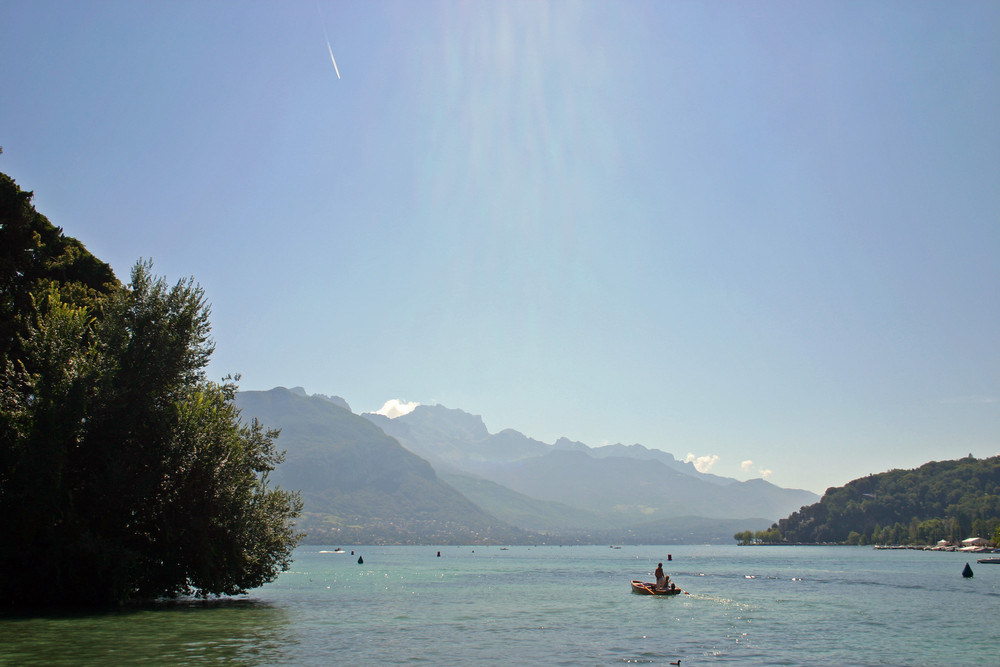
[737,543,999,552]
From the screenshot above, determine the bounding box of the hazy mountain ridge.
[233,388,534,544]
[288,386,351,411]
[365,403,818,522]
[438,471,611,532]
[235,388,818,543]
[582,441,734,486]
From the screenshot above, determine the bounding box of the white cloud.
[375,399,419,419]
[741,459,772,479]
[684,452,720,473]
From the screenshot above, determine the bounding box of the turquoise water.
[2,545,998,665]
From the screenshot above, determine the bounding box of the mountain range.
[234,387,818,544]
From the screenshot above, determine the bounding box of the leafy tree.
[0,172,116,360]
[753,526,783,544]
[0,175,302,607]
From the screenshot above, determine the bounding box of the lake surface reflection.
[1,599,292,665]
[3,545,998,666]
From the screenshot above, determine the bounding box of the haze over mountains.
[234,387,818,544]
[363,402,817,521]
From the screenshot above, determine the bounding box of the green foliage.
[760,456,1000,545]
[0,176,301,606]
[734,527,783,545]
[0,172,116,360]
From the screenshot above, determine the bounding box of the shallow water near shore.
[2,544,998,666]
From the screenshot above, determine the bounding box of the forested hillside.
[738,456,1000,545]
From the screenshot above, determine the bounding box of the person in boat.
[655,563,665,589]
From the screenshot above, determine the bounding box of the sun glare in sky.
[0,1,997,493]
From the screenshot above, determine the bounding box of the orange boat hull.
[631,580,682,595]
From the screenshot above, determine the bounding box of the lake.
[2,545,998,666]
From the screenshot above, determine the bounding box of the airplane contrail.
[318,4,340,79]
[322,24,340,79]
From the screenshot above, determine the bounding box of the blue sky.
[2,1,997,494]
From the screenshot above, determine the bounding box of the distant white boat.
[319,548,346,554]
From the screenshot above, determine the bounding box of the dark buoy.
[358,555,364,565]
[962,562,973,578]
[667,554,672,561]
[437,551,441,557]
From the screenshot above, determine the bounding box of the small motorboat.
[976,557,1000,564]
[631,580,683,595]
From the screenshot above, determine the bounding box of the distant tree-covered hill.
[744,456,1000,545]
